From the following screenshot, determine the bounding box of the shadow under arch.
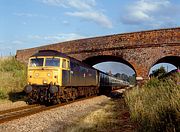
[82,55,137,75]
[148,56,180,74]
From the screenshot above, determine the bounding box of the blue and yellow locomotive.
[24,50,129,104]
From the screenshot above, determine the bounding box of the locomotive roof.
[31,50,69,58]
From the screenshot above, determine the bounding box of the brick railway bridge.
[16,27,180,84]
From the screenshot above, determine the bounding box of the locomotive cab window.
[45,58,60,67]
[62,59,67,68]
[29,58,44,67]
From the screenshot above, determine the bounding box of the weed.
[0,89,8,99]
[0,56,27,101]
[125,73,180,132]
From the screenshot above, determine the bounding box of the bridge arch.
[148,56,180,74]
[82,55,137,75]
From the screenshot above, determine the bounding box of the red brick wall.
[16,27,180,81]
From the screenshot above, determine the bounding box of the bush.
[0,57,27,101]
[150,66,167,78]
[0,89,8,99]
[0,57,26,72]
[125,73,180,132]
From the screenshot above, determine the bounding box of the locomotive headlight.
[29,71,33,76]
[47,73,51,77]
[43,80,47,84]
[35,73,39,77]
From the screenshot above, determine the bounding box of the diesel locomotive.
[24,50,129,104]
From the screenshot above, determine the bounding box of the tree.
[129,74,136,85]
[150,66,167,78]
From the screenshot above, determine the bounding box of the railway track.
[0,104,46,124]
[0,87,131,124]
[0,96,97,124]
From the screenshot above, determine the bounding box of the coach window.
[62,59,66,68]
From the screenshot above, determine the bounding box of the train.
[24,50,129,104]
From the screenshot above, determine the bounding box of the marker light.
[47,73,51,77]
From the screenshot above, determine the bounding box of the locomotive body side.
[69,58,98,87]
[61,58,99,99]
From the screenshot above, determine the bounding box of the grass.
[0,56,27,101]
[67,98,135,132]
[125,73,180,132]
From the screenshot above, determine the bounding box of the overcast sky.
[0,0,179,74]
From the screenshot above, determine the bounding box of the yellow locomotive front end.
[28,57,61,86]
[24,50,70,104]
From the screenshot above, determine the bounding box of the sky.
[93,62,176,76]
[0,0,179,75]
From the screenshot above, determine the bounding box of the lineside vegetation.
[125,72,180,132]
[0,56,26,101]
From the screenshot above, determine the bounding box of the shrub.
[0,57,27,100]
[125,73,180,132]
[0,57,26,72]
[0,89,8,99]
[150,66,167,78]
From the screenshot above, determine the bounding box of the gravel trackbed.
[0,96,111,132]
